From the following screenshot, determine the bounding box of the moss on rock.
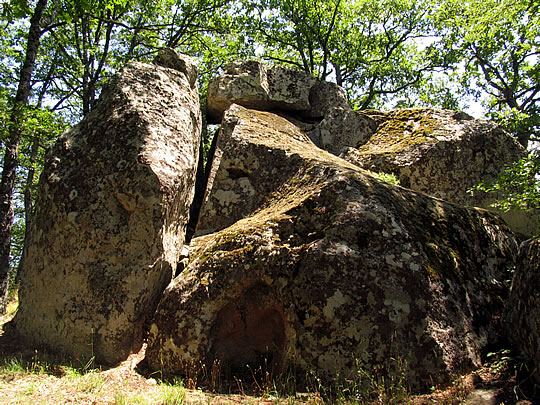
[146,105,518,393]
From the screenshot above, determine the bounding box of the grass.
[0,293,537,404]
[113,378,186,405]
[159,378,187,404]
[368,170,401,186]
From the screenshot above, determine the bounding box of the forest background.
[0,0,538,311]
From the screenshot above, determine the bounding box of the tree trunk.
[15,136,40,284]
[0,0,48,312]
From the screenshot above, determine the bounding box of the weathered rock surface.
[195,106,314,236]
[312,107,378,155]
[503,237,540,385]
[340,108,537,236]
[13,50,201,365]
[341,108,523,206]
[146,105,517,391]
[206,60,349,123]
[206,65,535,235]
[303,81,350,119]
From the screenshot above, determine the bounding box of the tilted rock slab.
[206,64,535,235]
[504,237,540,385]
[206,60,349,123]
[146,105,517,391]
[13,51,201,365]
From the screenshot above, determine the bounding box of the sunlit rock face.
[341,108,524,205]
[504,237,540,386]
[206,60,349,123]
[13,50,201,365]
[146,105,517,392]
[207,63,534,235]
[339,108,537,236]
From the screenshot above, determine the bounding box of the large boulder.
[340,108,536,236]
[146,105,517,391]
[13,50,201,365]
[206,61,349,123]
[194,106,314,236]
[207,65,534,235]
[503,237,540,385]
[311,107,378,155]
[341,108,523,205]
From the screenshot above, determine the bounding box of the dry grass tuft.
[0,292,537,404]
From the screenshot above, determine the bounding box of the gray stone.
[206,61,317,123]
[13,52,201,365]
[266,65,316,110]
[315,107,377,154]
[195,104,314,236]
[504,237,540,386]
[340,108,536,236]
[207,61,271,123]
[154,47,198,89]
[146,105,517,392]
[303,81,351,119]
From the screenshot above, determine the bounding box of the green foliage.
[0,88,11,144]
[8,105,68,275]
[433,0,539,146]
[114,392,153,405]
[369,171,401,186]
[473,107,539,219]
[490,107,539,147]
[243,0,441,109]
[159,377,186,404]
[0,354,50,376]
[304,357,410,404]
[474,152,540,213]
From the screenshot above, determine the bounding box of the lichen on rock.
[340,108,536,236]
[503,237,540,386]
[206,60,351,123]
[13,49,201,365]
[146,104,518,392]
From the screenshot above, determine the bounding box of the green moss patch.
[357,109,438,156]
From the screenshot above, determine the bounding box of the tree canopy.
[0,0,538,309]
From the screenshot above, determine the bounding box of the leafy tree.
[434,0,539,147]
[0,0,50,312]
[432,0,539,214]
[475,152,540,213]
[244,0,342,78]
[243,0,444,109]
[44,0,134,116]
[330,0,441,109]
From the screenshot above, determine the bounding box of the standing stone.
[13,50,201,365]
